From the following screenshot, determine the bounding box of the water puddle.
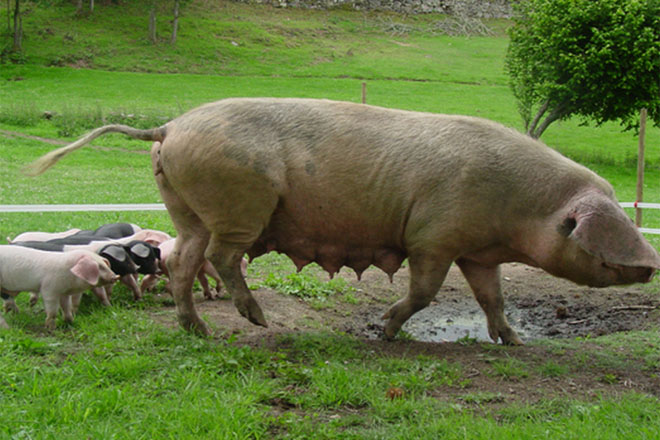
[399,304,547,343]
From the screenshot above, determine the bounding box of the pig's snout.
[603,263,656,284]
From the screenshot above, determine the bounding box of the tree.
[11,0,21,52]
[505,0,660,139]
[149,0,157,44]
[171,0,179,44]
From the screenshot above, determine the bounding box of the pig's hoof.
[383,317,403,340]
[203,289,218,300]
[234,297,268,327]
[490,326,524,346]
[179,315,212,336]
[3,303,19,314]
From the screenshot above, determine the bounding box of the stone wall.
[232,0,512,18]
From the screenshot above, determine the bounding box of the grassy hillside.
[3,1,509,80]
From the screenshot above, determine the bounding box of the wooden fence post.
[361,82,366,104]
[636,108,647,227]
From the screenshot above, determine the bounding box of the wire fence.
[1,202,659,234]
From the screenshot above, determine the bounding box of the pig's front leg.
[91,286,111,306]
[382,254,452,338]
[0,314,8,329]
[59,295,75,324]
[140,274,160,293]
[120,274,141,300]
[456,258,523,345]
[42,292,60,330]
[71,293,83,314]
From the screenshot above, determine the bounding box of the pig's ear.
[70,255,101,285]
[130,243,151,259]
[565,194,660,269]
[102,245,126,262]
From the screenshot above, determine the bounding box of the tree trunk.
[149,0,157,44]
[7,0,11,32]
[527,101,568,139]
[526,100,548,137]
[12,0,21,52]
[89,0,94,13]
[170,0,179,44]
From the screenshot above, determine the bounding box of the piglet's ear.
[102,245,126,262]
[567,194,660,269]
[130,243,151,259]
[70,255,101,286]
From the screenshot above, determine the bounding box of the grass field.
[2,2,660,439]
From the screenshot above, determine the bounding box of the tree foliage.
[505,0,660,138]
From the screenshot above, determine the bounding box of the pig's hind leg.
[456,258,522,345]
[382,254,452,339]
[154,155,213,335]
[205,235,267,328]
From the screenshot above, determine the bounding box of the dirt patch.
[148,262,660,404]
[152,262,660,344]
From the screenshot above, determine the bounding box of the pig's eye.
[557,217,577,237]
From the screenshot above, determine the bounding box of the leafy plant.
[262,272,353,300]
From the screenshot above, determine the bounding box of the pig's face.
[124,241,161,275]
[98,244,139,276]
[70,253,119,287]
[535,191,660,287]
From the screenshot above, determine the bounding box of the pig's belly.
[247,202,407,279]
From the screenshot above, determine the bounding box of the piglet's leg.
[92,287,111,306]
[120,274,141,301]
[59,295,74,324]
[382,254,451,338]
[2,292,19,314]
[140,274,159,293]
[456,259,522,345]
[196,269,215,300]
[29,293,39,307]
[71,293,83,314]
[43,293,60,330]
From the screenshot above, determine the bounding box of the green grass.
[2,2,660,438]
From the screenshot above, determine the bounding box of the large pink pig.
[27,98,660,343]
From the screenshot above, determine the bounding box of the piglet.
[102,240,162,301]
[117,229,173,247]
[90,222,142,239]
[0,246,118,329]
[7,228,81,244]
[92,244,141,305]
[141,238,246,300]
[11,240,142,305]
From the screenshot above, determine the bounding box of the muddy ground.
[151,262,660,404]
[155,263,660,344]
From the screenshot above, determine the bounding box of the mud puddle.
[340,264,660,343]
